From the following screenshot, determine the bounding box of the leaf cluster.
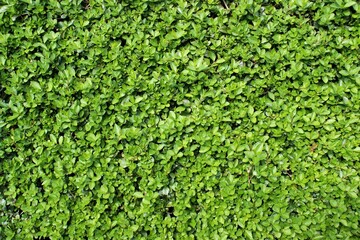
[0,0,359,239]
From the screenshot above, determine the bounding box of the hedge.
[0,0,359,239]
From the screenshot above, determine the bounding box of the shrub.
[1,0,359,239]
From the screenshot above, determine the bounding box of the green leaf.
[283,227,292,235]
[30,81,42,91]
[253,142,264,154]
[99,185,108,194]
[248,106,254,116]
[348,191,358,199]
[89,181,95,190]
[50,134,57,143]
[343,1,356,8]
[86,133,97,142]
[134,192,144,198]
[255,199,262,207]
[114,124,121,136]
[0,5,9,13]
[199,146,211,153]
[330,199,338,207]
[245,230,253,240]
[340,219,348,226]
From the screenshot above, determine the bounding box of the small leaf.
[245,230,253,240]
[248,106,254,116]
[59,136,64,145]
[283,227,292,235]
[255,199,262,207]
[339,70,348,76]
[30,81,42,91]
[99,185,108,194]
[215,58,226,64]
[134,192,144,198]
[263,43,272,49]
[353,147,360,152]
[0,5,9,13]
[253,142,264,154]
[199,146,210,153]
[86,133,97,142]
[268,92,275,100]
[114,124,121,136]
[50,134,57,143]
[340,219,348,226]
[330,199,338,207]
[343,1,356,8]
[131,225,139,232]
[348,191,358,199]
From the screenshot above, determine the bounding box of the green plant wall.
[0,0,359,239]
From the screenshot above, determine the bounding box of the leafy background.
[0,0,359,239]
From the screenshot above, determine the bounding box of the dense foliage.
[1,0,359,239]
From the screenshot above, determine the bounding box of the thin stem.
[222,0,229,10]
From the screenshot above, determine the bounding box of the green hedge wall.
[1,0,359,239]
